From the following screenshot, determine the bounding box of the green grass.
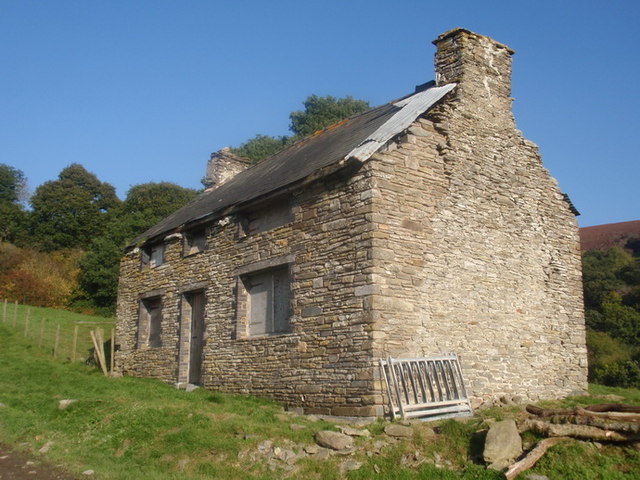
[1,315,640,479]
[0,301,114,363]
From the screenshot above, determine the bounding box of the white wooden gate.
[379,354,473,421]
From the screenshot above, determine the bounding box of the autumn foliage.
[0,243,82,307]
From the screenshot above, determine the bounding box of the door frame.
[178,289,206,386]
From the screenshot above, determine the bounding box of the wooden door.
[187,291,205,385]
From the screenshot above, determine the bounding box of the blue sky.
[1,0,638,227]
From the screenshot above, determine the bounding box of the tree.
[230,94,370,163]
[77,182,198,311]
[0,246,81,308]
[289,95,370,138]
[0,163,27,204]
[30,164,120,251]
[582,247,634,308]
[0,164,29,244]
[582,244,640,387]
[230,134,289,164]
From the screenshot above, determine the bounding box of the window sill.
[141,263,169,272]
[183,250,205,258]
[236,331,294,341]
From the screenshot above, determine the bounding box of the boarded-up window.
[138,296,162,348]
[243,266,291,335]
[184,228,206,256]
[142,243,165,268]
[241,197,293,236]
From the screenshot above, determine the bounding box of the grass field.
[1,314,639,479]
[0,301,115,364]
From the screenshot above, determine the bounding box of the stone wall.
[367,29,587,403]
[116,165,383,416]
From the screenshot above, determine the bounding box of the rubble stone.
[314,431,353,451]
[483,419,523,470]
[384,424,414,438]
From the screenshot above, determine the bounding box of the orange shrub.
[0,243,81,307]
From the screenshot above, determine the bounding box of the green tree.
[231,134,289,164]
[597,302,640,344]
[582,247,634,308]
[0,163,27,204]
[230,94,370,163]
[289,95,370,138]
[0,164,29,244]
[77,182,198,311]
[582,244,640,387]
[30,164,120,251]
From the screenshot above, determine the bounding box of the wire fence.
[1,299,116,373]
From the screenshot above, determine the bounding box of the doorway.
[185,291,205,385]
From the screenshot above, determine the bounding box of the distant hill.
[579,220,640,251]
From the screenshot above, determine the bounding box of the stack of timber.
[523,403,640,442]
[503,403,640,480]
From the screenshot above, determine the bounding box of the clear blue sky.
[1,0,638,227]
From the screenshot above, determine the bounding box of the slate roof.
[128,83,456,248]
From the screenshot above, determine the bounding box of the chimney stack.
[203,147,250,191]
[433,28,515,105]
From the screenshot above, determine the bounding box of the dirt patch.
[0,443,80,480]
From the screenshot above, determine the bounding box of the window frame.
[137,296,163,348]
[141,243,165,269]
[184,227,207,256]
[237,264,292,337]
[238,196,293,237]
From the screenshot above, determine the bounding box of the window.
[240,197,293,236]
[184,228,206,256]
[242,266,291,335]
[138,296,162,348]
[142,243,164,268]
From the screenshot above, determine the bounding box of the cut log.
[548,414,639,434]
[584,403,640,414]
[574,407,640,423]
[523,419,640,442]
[504,437,569,480]
[526,405,559,417]
[526,404,640,417]
[525,405,640,431]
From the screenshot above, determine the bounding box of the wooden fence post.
[24,308,31,337]
[12,300,18,327]
[39,318,46,348]
[53,324,61,358]
[2,299,7,323]
[90,329,108,376]
[72,325,79,363]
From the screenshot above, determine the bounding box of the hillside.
[1,317,640,479]
[580,220,640,252]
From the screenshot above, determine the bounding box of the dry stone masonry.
[115,28,588,417]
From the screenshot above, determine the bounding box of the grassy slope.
[1,319,639,479]
[1,302,115,362]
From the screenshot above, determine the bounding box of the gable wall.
[115,165,382,416]
[367,31,587,405]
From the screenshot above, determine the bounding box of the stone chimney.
[203,147,251,191]
[433,28,515,114]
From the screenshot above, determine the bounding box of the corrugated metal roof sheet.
[129,83,455,248]
[346,84,455,162]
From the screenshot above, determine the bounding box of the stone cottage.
[115,28,588,416]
